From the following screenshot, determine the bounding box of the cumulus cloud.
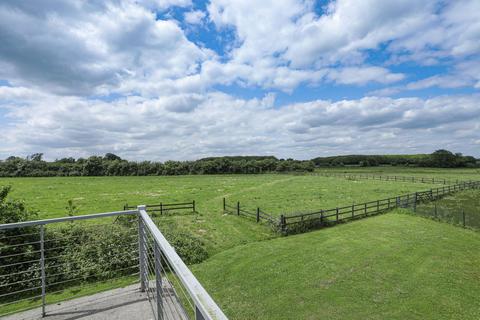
[0,0,208,95]
[0,0,479,159]
[2,86,479,159]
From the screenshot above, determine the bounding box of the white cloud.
[184,10,206,25]
[2,88,479,160]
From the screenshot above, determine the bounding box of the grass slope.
[193,212,480,320]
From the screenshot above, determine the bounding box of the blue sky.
[0,0,479,160]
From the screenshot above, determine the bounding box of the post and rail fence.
[124,200,196,215]
[0,207,227,320]
[314,172,467,185]
[223,181,480,234]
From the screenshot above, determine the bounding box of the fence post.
[154,241,163,320]
[351,204,354,218]
[192,200,196,213]
[376,200,379,213]
[280,215,286,233]
[463,210,465,228]
[413,193,418,212]
[160,202,163,215]
[124,203,127,211]
[138,205,147,292]
[237,201,240,216]
[320,210,324,225]
[256,208,260,223]
[223,198,226,212]
[434,202,437,219]
[387,198,390,209]
[40,224,46,317]
[364,203,367,215]
[336,207,339,222]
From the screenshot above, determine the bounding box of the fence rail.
[0,207,227,320]
[314,172,464,185]
[223,181,480,234]
[124,200,196,215]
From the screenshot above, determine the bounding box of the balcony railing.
[0,206,227,320]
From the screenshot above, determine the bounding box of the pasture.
[0,174,440,254]
[1,168,480,319]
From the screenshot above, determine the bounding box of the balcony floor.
[4,284,153,320]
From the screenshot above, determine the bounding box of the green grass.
[193,212,480,320]
[316,167,480,181]
[2,169,479,318]
[415,189,480,230]
[0,174,439,254]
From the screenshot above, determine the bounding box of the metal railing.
[0,207,228,320]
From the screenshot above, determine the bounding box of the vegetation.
[193,213,480,320]
[312,150,478,168]
[1,168,480,318]
[1,150,477,178]
[414,189,480,230]
[0,154,314,177]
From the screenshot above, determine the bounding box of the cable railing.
[0,207,228,320]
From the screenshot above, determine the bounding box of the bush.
[162,228,208,264]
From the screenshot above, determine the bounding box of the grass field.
[316,166,480,181]
[1,169,479,319]
[193,212,480,320]
[415,189,480,230]
[0,174,439,254]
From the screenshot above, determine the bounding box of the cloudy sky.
[0,0,479,161]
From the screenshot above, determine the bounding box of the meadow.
[1,168,480,319]
[0,174,440,254]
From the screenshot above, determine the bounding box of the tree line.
[0,150,477,177]
[312,150,478,168]
[0,154,315,177]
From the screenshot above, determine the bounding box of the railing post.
[40,224,46,317]
[138,205,147,292]
[154,241,163,320]
[195,306,206,320]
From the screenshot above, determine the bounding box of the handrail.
[138,206,228,320]
[0,210,138,230]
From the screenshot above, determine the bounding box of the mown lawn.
[193,212,480,320]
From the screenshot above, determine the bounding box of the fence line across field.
[0,206,227,320]
[314,172,466,185]
[124,200,196,215]
[223,180,480,234]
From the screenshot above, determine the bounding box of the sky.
[0,0,479,161]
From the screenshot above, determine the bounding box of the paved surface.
[3,282,187,320]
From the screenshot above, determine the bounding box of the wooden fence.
[223,198,277,225]
[314,172,465,185]
[124,200,196,215]
[223,180,480,234]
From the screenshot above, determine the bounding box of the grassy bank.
[193,212,480,320]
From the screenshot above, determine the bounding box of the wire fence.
[413,203,480,230]
[0,211,139,318]
[222,181,480,235]
[0,208,227,320]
